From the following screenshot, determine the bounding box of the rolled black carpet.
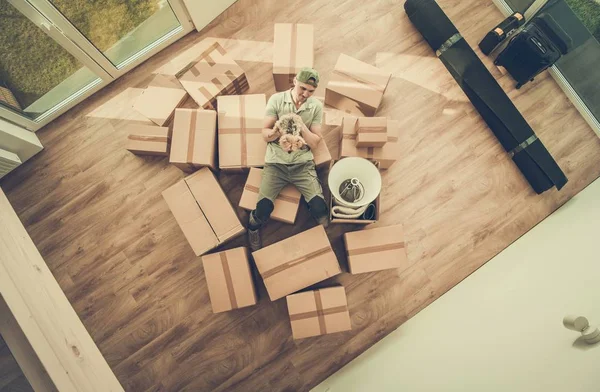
[404,0,567,194]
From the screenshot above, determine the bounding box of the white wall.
[314,178,600,392]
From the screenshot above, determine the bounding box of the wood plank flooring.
[2,0,600,390]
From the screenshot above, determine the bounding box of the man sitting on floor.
[248,67,328,251]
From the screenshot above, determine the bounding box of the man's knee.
[250,198,274,229]
[308,196,328,218]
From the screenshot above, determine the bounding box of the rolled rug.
[404,0,567,194]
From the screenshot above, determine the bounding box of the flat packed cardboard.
[125,124,170,156]
[253,225,341,301]
[286,286,351,339]
[202,247,257,313]
[356,117,388,148]
[170,109,217,171]
[312,138,333,168]
[162,168,244,256]
[344,224,408,274]
[325,53,392,117]
[273,23,314,91]
[218,94,267,170]
[132,74,188,126]
[340,116,400,169]
[178,42,249,109]
[239,168,301,224]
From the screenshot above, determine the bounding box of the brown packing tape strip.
[289,305,349,322]
[240,96,247,166]
[289,24,297,76]
[244,184,300,204]
[357,126,386,134]
[186,110,198,164]
[198,74,247,108]
[220,252,238,309]
[332,69,385,93]
[347,241,405,257]
[262,246,332,280]
[212,77,224,91]
[342,134,357,140]
[218,128,262,135]
[314,290,326,335]
[225,70,241,93]
[128,135,169,142]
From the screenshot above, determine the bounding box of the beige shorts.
[258,161,324,203]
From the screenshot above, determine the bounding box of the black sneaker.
[248,228,262,252]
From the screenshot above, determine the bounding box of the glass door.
[0,0,108,129]
[0,0,193,131]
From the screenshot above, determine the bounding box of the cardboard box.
[170,108,217,172]
[286,286,351,339]
[356,117,388,148]
[239,168,301,224]
[132,74,188,126]
[202,247,257,313]
[178,42,249,109]
[344,224,407,274]
[273,23,314,92]
[162,168,245,256]
[325,53,392,117]
[253,225,341,301]
[313,138,333,169]
[340,116,400,170]
[218,94,267,170]
[125,124,170,156]
[329,159,380,225]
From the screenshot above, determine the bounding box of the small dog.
[275,113,307,153]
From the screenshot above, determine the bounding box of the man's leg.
[292,161,329,227]
[248,164,289,250]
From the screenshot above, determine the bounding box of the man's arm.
[262,116,280,142]
[300,122,323,151]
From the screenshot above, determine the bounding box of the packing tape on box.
[331,69,385,93]
[186,110,198,164]
[177,42,228,77]
[244,184,301,204]
[289,291,348,335]
[261,246,333,280]
[357,126,387,134]
[347,241,405,257]
[127,135,169,142]
[219,251,239,309]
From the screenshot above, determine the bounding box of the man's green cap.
[296,67,319,87]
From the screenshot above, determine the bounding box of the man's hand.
[262,116,280,142]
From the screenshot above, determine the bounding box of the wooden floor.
[2,0,600,390]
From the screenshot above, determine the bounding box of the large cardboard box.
[312,138,333,168]
[340,116,400,169]
[178,42,249,109]
[286,286,351,339]
[325,54,391,117]
[162,168,245,256]
[356,117,388,148]
[202,247,257,313]
[170,109,217,172]
[273,23,314,92]
[132,74,188,126]
[239,168,301,224]
[253,225,341,301]
[344,224,407,274]
[125,124,170,156]
[218,94,267,170]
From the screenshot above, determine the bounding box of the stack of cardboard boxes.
[123,24,408,340]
